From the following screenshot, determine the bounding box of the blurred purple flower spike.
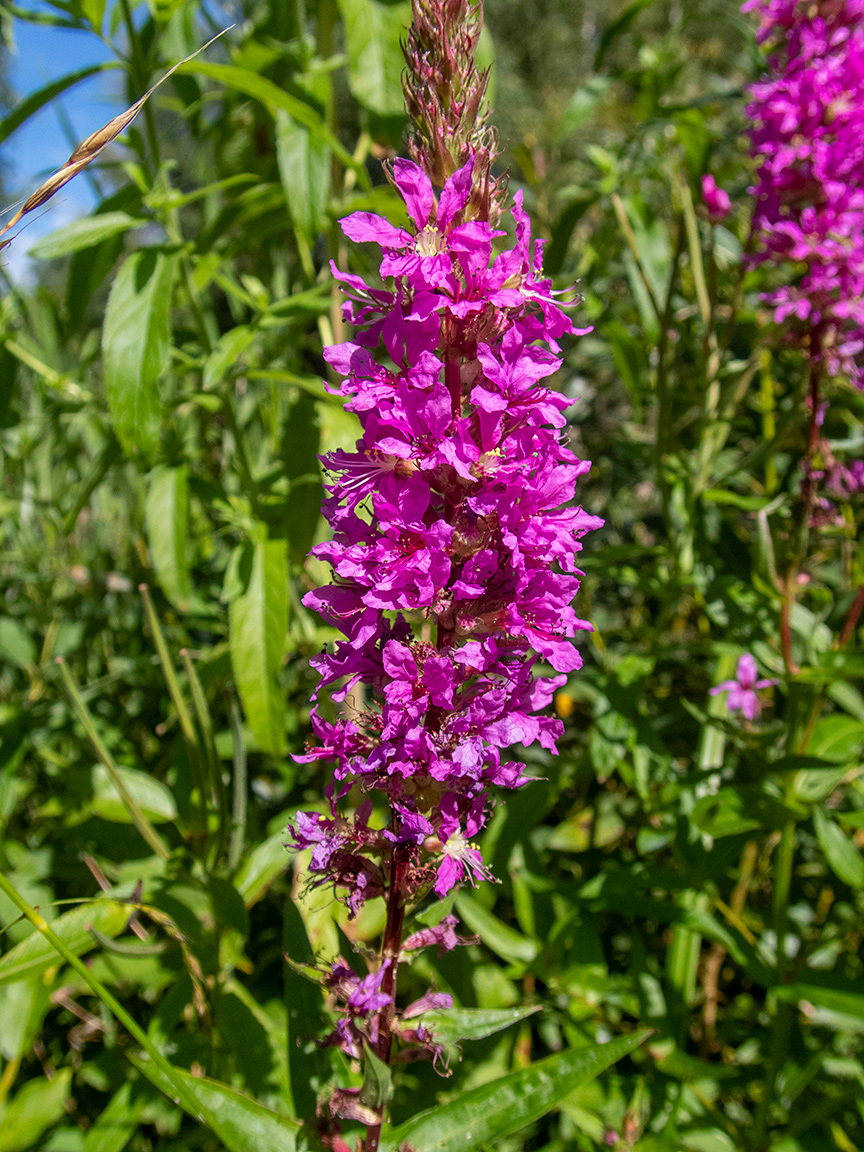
[744,0,864,386]
[701,175,731,221]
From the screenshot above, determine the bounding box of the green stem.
[56,659,170,861]
[0,871,213,1127]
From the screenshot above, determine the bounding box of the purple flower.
[701,174,731,221]
[402,913,479,955]
[710,653,780,720]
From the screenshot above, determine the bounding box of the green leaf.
[276,110,330,245]
[146,465,194,611]
[229,538,288,755]
[129,1055,300,1152]
[361,1044,393,1112]
[422,1004,541,1044]
[0,619,37,669]
[0,901,130,985]
[103,249,177,459]
[455,893,538,965]
[691,788,797,839]
[595,0,659,67]
[82,1081,147,1152]
[29,213,148,260]
[336,0,411,115]
[0,65,112,146]
[813,807,864,888]
[91,764,178,825]
[0,979,48,1062]
[382,1030,652,1152]
[234,829,291,907]
[81,0,106,33]
[0,1067,72,1152]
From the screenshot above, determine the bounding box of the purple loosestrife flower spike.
[710,653,779,721]
[744,0,864,387]
[287,3,599,1141]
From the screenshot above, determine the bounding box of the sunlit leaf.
[382,1030,651,1152]
[130,1055,300,1151]
[0,902,129,985]
[146,465,194,611]
[229,538,288,755]
[336,0,411,115]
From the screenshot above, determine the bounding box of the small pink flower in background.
[701,174,731,221]
[710,653,779,720]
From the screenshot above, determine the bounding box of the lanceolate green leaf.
[229,538,288,755]
[455,892,538,964]
[130,1055,300,1152]
[382,1030,652,1152]
[29,212,148,260]
[336,0,411,115]
[275,110,330,246]
[0,65,113,146]
[423,1004,542,1043]
[0,901,130,985]
[146,465,194,610]
[103,249,176,459]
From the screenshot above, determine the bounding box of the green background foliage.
[0,1,863,1150]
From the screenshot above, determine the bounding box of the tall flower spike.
[288,3,600,1146]
[744,0,864,387]
[402,0,506,222]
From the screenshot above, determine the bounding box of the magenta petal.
[392,158,435,230]
[340,211,412,248]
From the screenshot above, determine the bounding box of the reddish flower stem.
[838,584,864,647]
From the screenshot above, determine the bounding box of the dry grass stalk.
[0,28,232,251]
